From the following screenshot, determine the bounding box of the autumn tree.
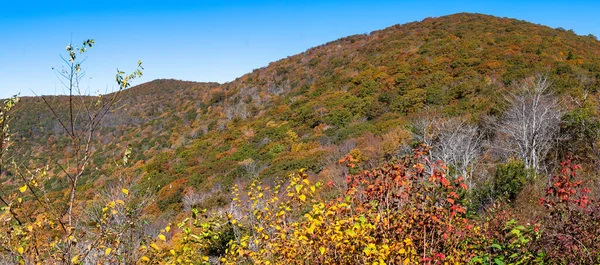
[556,94,600,167]
[0,96,20,223]
[0,39,143,264]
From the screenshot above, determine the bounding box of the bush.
[141,147,481,264]
[535,160,600,263]
[326,107,353,127]
[137,148,600,264]
[493,159,528,202]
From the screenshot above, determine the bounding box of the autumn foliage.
[3,13,600,264]
[535,160,600,263]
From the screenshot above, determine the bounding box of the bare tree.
[83,181,154,265]
[414,117,483,186]
[493,75,563,178]
[182,189,206,211]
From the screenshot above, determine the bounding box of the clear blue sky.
[0,0,598,99]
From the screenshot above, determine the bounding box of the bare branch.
[492,74,563,178]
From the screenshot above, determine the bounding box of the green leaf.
[471,256,483,263]
[358,215,367,224]
[494,258,505,265]
[510,229,521,236]
[319,246,326,255]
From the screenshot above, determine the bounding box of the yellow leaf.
[319,246,326,255]
[19,185,27,193]
[165,226,171,232]
[105,248,112,255]
[140,256,150,262]
[170,249,176,256]
[116,199,125,205]
[299,194,306,202]
[121,188,129,195]
[150,243,159,251]
[158,234,166,241]
[202,256,209,261]
[17,247,23,254]
[71,255,80,264]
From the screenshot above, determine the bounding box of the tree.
[556,96,600,167]
[414,117,483,185]
[0,39,144,264]
[493,75,562,178]
[0,96,21,223]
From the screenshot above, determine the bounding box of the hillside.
[5,12,600,216]
[3,12,600,264]
[3,80,219,200]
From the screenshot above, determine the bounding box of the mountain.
[5,13,600,218]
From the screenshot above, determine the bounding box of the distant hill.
[5,13,600,218]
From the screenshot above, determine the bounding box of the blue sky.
[0,0,598,99]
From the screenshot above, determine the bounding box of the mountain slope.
[6,13,600,217]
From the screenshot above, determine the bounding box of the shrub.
[535,160,600,263]
[141,147,482,264]
[493,159,528,202]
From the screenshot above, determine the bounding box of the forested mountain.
[2,13,600,263]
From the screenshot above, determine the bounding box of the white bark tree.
[414,117,483,186]
[494,75,563,178]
